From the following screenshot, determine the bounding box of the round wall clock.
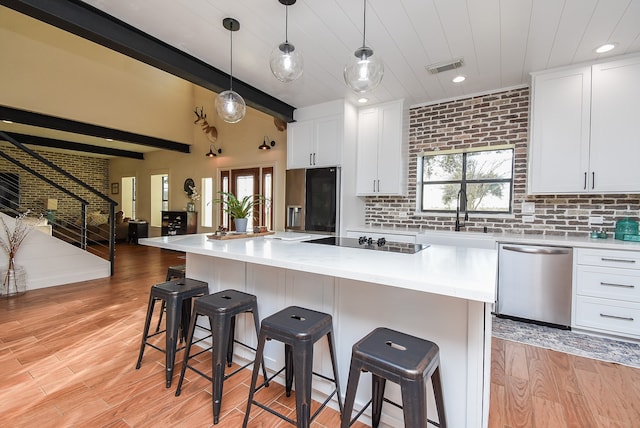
[184,178,195,195]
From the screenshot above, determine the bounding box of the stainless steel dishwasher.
[496,243,573,328]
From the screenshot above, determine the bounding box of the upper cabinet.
[528,55,640,194]
[287,100,345,169]
[355,99,408,196]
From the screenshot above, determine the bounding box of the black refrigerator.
[285,167,339,233]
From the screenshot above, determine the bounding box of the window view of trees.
[421,148,514,213]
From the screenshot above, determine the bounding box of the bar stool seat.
[135,278,208,388]
[341,327,446,428]
[243,305,343,428]
[175,289,267,425]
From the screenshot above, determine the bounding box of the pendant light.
[270,0,303,82]
[215,18,246,123]
[344,0,383,93]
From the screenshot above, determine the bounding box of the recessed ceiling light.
[106,138,114,142]
[452,75,466,83]
[2,120,13,124]
[595,43,617,54]
[357,97,368,104]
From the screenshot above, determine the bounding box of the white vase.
[234,218,248,233]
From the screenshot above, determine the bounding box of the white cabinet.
[528,54,640,194]
[573,248,640,339]
[356,99,407,196]
[589,56,640,193]
[528,66,591,193]
[287,101,344,169]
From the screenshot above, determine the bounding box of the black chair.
[341,327,446,428]
[135,278,208,388]
[243,305,343,428]
[175,289,267,424]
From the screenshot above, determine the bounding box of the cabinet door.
[528,67,591,194]
[287,121,314,169]
[376,101,405,195]
[356,107,380,195]
[313,115,342,167]
[590,56,640,193]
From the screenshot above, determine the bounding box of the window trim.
[418,145,515,215]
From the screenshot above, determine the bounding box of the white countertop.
[347,225,640,251]
[140,232,498,303]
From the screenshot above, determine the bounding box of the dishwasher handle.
[502,245,571,255]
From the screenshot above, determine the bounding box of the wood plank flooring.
[1,243,639,427]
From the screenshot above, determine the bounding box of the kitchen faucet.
[455,188,469,232]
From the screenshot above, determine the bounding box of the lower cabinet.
[573,248,640,339]
[161,211,197,236]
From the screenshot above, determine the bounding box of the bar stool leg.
[371,374,387,427]
[400,377,429,428]
[292,341,314,428]
[327,330,344,413]
[136,293,157,369]
[243,332,268,428]
[226,315,236,367]
[285,343,294,397]
[341,358,362,428]
[175,311,199,396]
[432,367,447,428]
[211,314,232,424]
[164,294,182,388]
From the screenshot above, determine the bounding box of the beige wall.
[110,85,287,232]
[1,6,287,233]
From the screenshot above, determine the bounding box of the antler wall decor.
[194,107,222,155]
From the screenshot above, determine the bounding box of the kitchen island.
[140,232,498,427]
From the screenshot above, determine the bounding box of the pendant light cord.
[362,0,367,48]
[285,5,289,43]
[229,23,234,91]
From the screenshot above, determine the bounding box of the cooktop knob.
[377,237,386,246]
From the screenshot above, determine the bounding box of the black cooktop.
[304,236,428,254]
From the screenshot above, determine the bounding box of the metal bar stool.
[135,278,208,388]
[243,305,343,428]
[341,327,446,428]
[175,289,268,425]
[155,264,187,333]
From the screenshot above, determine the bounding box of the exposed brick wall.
[364,87,640,237]
[0,146,110,222]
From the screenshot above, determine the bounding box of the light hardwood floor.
[1,243,638,427]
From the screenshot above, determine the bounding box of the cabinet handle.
[583,172,587,190]
[601,258,636,264]
[592,172,595,190]
[601,282,635,289]
[313,153,316,165]
[309,153,312,166]
[600,313,634,322]
[377,179,380,192]
[372,180,376,192]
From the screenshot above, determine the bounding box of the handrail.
[0,131,116,275]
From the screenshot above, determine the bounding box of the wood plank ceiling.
[79,0,640,109]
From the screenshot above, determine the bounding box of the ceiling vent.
[425,57,464,74]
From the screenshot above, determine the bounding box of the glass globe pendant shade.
[270,42,303,82]
[215,90,246,123]
[344,46,384,93]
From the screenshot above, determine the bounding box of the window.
[201,177,214,228]
[220,167,274,231]
[121,176,136,219]
[150,173,168,227]
[420,146,514,214]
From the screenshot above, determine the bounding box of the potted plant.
[215,191,265,233]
